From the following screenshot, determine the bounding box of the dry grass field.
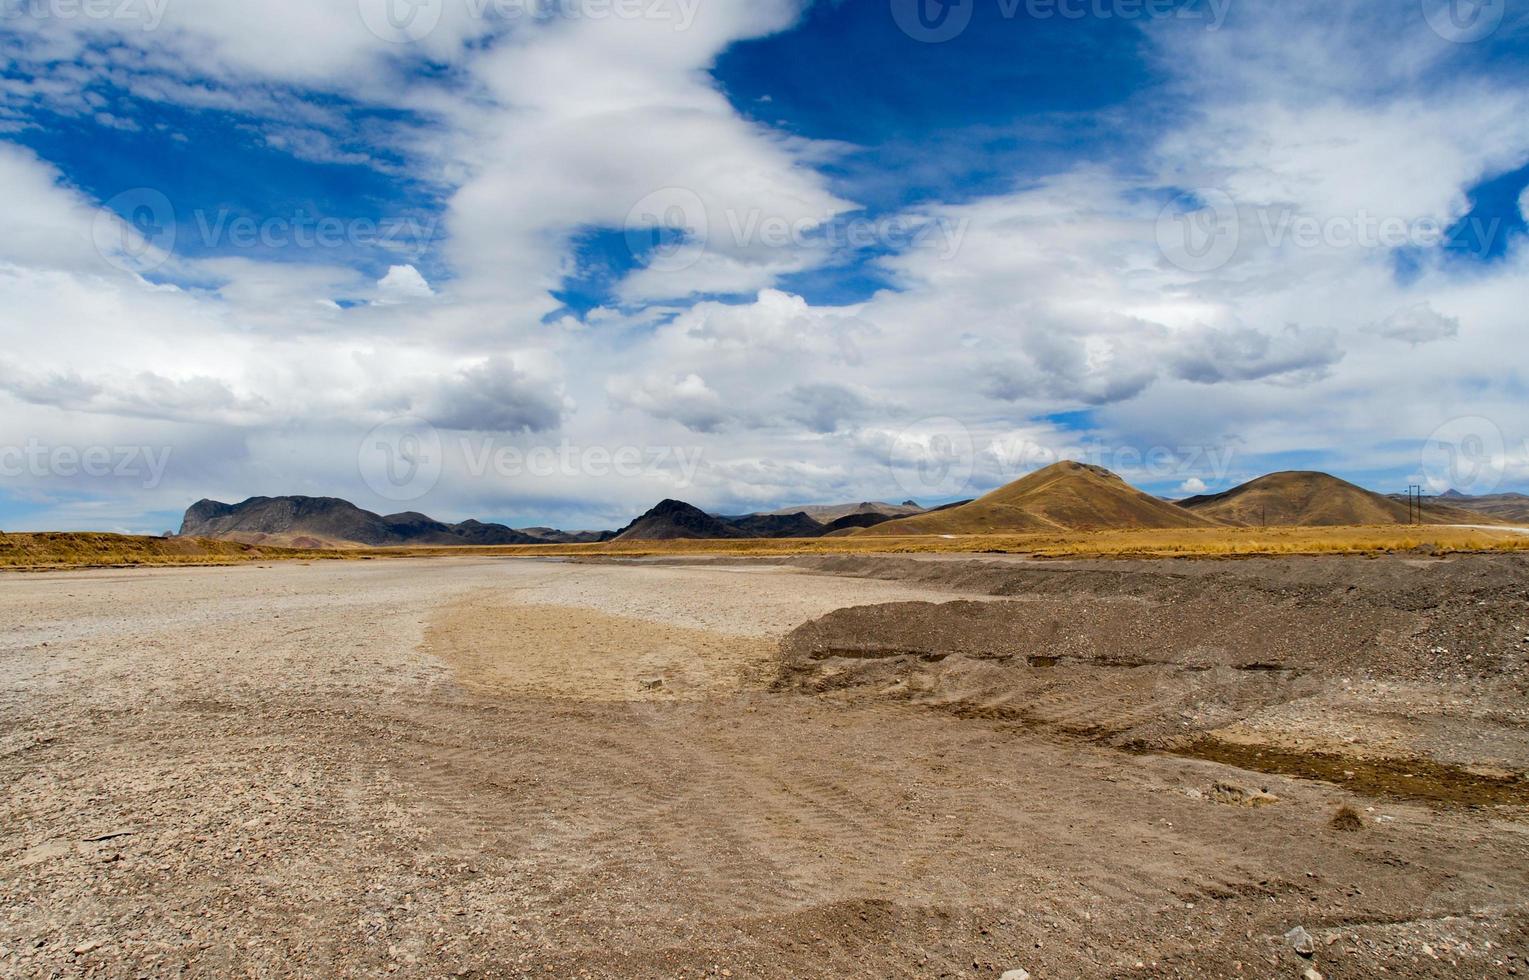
[376,523,1529,560]
[0,532,344,570]
[5,523,1529,570]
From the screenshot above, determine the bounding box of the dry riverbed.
[2,555,1527,977]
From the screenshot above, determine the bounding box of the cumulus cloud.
[979,331,1161,407]
[375,265,435,304]
[1,0,494,91]
[404,358,565,433]
[4,0,1529,532]
[1168,324,1344,385]
[1367,303,1461,345]
[0,365,268,425]
[784,384,867,434]
[608,373,729,433]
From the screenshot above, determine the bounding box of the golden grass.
[371,523,1529,561]
[7,524,1527,570]
[0,532,346,570]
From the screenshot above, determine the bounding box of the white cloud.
[2,1,493,90]
[404,357,565,433]
[375,265,435,303]
[1178,478,1209,495]
[438,8,852,312]
[608,373,729,433]
[1367,303,1461,345]
[4,0,1529,532]
[1169,324,1344,385]
[784,384,868,434]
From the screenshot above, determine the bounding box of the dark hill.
[611,500,746,541]
[179,497,544,548]
[820,512,899,534]
[612,501,842,541]
[726,512,828,538]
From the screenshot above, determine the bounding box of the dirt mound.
[1180,471,1488,526]
[857,461,1220,535]
[772,552,1529,804]
[777,597,1331,747]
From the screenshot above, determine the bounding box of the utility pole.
[1406,485,1423,525]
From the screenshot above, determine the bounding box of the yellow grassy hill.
[1179,471,1492,527]
[857,461,1221,536]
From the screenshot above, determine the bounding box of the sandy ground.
[2,555,1528,978]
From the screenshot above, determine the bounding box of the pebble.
[1303,969,1324,980]
[1285,926,1315,956]
[1000,971,1031,980]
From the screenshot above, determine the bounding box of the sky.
[1,0,1527,533]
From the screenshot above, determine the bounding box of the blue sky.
[1,0,1528,532]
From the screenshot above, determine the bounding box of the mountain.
[1385,491,1529,524]
[1181,472,1489,526]
[516,526,616,544]
[611,500,749,541]
[1441,493,1529,523]
[819,512,902,535]
[762,500,925,523]
[726,512,829,538]
[612,501,855,541]
[179,497,547,548]
[856,461,1218,536]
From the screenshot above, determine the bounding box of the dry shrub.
[1330,805,1365,832]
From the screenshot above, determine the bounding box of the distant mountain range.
[760,501,925,523]
[177,465,1521,549]
[177,495,915,548]
[607,500,910,541]
[1384,489,1529,524]
[179,497,609,549]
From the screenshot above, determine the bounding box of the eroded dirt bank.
[1,556,1527,978]
[776,554,1529,805]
